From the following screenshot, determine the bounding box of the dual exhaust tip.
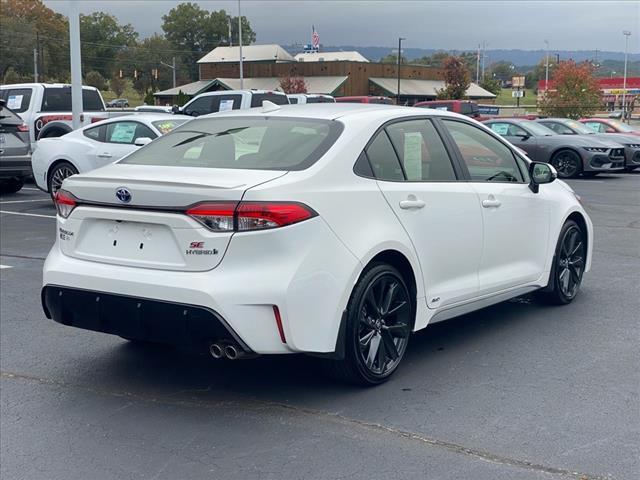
[209,342,242,360]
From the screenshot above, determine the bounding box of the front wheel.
[551,150,582,179]
[324,263,413,385]
[536,220,586,305]
[48,161,78,199]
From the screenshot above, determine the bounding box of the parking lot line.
[0,199,51,204]
[0,210,55,219]
[21,187,42,191]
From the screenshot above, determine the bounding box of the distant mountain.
[285,45,640,67]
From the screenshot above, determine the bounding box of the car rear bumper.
[0,155,32,179]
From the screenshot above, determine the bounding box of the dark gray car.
[536,117,640,172]
[0,99,31,193]
[483,118,625,178]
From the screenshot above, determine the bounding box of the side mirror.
[171,105,180,114]
[134,137,152,147]
[529,162,556,193]
[517,133,531,140]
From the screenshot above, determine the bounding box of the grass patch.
[494,88,537,106]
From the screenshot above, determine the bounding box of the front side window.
[121,117,342,171]
[105,122,156,144]
[443,119,524,183]
[385,120,457,181]
[583,121,604,133]
[211,95,242,112]
[365,131,404,181]
[183,97,212,117]
[541,122,573,135]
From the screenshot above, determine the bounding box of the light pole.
[544,40,550,93]
[397,37,405,105]
[622,30,631,122]
[238,0,244,89]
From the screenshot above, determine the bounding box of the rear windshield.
[42,87,105,112]
[121,117,343,171]
[306,96,335,103]
[250,94,289,107]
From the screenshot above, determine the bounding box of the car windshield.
[121,116,343,171]
[564,120,595,134]
[519,120,556,136]
[607,119,636,132]
[151,119,190,135]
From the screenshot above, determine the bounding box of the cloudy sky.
[44,0,639,52]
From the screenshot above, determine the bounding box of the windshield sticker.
[219,99,235,112]
[109,123,137,143]
[154,121,180,135]
[491,124,509,136]
[7,95,23,110]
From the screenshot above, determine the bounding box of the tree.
[380,53,406,64]
[279,75,307,94]
[526,57,559,90]
[488,61,515,83]
[143,90,155,105]
[539,61,602,119]
[162,3,256,81]
[437,56,471,99]
[3,67,22,84]
[176,90,189,106]
[479,77,502,96]
[85,70,106,91]
[110,74,125,97]
[80,12,138,78]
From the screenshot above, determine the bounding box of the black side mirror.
[529,162,557,193]
[171,105,180,114]
[518,133,531,140]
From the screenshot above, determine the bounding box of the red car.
[335,96,393,104]
[579,118,640,136]
[413,100,495,121]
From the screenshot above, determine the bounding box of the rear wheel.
[536,220,586,305]
[48,161,78,199]
[324,263,413,385]
[0,177,24,194]
[551,150,582,179]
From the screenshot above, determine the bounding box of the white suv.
[43,104,593,385]
[175,89,289,117]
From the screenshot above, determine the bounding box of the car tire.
[551,150,582,179]
[0,177,24,194]
[323,262,414,386]
[48,161,78,200]
[535,220,586,305]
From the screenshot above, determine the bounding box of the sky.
[43,0,640,53]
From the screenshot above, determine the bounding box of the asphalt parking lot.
[1,174,638,480]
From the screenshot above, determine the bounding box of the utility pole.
[544,40,549,93]
[69,2,82,130]
[228,16,232,47]
[397,37,405,105]
[33,48,38,82]
[160,57,177,88]
[238,0,244,89]
[481,41,487,81]
[476,43,480,84]
[622,30,631,122]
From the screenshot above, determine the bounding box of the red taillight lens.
[54,189,77,218]
[186,201,316,232]
[17,124,29,132]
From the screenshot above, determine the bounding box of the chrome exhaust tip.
[224,344,239,360]
[209,343,224,359]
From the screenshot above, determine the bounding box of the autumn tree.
[279,75,307,94]
[437,56,471,99]
[539,60,602,119]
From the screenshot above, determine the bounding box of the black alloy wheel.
[326,263,413,385]
[551,150,582,179]
[48,162,78,200]
[537,220,586,305]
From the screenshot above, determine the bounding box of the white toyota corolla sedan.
[31,114,189,198]
[43,103,593,385]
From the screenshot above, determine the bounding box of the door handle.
[482,195,501,208]
[97,152,113,158]
[399,198,426,210]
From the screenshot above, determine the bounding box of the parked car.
[483,118,626,178]
[537,117,640,171]
[174,90,289,117]
[579,118,640,136]
[0,83,113,148]
[0,99,31,193]
[106,98,129,108]
[31,114,189,198]
[42,103,592,385]
[287,94,335,104]
[335,96,393,104]
[414,100,485,120]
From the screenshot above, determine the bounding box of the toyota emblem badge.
[115,187,132,204]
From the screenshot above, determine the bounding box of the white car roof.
[196,89,287,98]
[77,114,185,130]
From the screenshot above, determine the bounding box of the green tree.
[80,12,138,78]
[539,61,602,119]
[437,56,471,99]
[85,70,106,91]
[176,90,189,106]
[143,90,155,105]
[479,78,502,96]
[162,3,255,81]
[3,67,22,84]
[110,74,126,97]
[380,53,406,64]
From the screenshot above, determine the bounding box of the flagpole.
[238,0,244,89]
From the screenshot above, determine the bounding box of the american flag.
[312,26,320,49]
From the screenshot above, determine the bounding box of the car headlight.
[583,147,607,153]
[626,144,640,149]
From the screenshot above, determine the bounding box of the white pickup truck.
[0,83,118,148]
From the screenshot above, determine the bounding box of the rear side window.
[121,117,343,171]
[288,97,299,104]
[83,125,105,142]
[250,93,289,107]
[3,89,33,113]
[443,119,524,183]
[365,131,404,181]
[41,88,104,112]
[386,120,457,181]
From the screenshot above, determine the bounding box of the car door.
[93,121,157,167]
[441,118,550,294]
[370,118,483,309]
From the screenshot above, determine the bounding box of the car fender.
[37,121,73,140]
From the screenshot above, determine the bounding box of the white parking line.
[22,187,42,191]
[0,265,12,270]
[0,199,51,204]
[0,210,56,219]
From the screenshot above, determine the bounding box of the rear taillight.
[54,189,77,218]
[17,124,29,132]
[186,201,317,232]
